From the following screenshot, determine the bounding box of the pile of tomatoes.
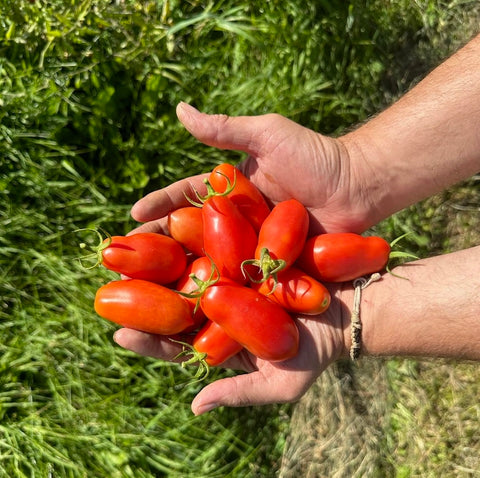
[92,163,392,369]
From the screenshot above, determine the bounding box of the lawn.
[1,1,479,477]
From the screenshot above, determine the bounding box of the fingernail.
[177,101,198,113]
[112,329,122,344]
[193,402,218,416]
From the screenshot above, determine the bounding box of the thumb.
[176,102,275,156]
[191,370,308,415]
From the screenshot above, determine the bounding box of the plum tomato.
[168,207,204,257]
[94,279,194,335]
[245,198,309,282]
[209,163,270,232]
[200,283,299,362]
[297,233,391,282]
[202,195,257,284]
[101,232,187,284]
[193,320,243,366]
[175,256,215,330]
[252,266,331,315]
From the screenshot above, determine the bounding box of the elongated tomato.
[297,233,391,282]
[252,266,331,315]
[175,256,213,330]
[168,207,204,256]
[202,195,257,284]
[255,198,309,266]
[209,163,270,232]
[200,284,299,362]
[101,233,187,284]
[193,320,243,366]
[94,279,193,334]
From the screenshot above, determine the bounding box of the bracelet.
[350,272,382,361]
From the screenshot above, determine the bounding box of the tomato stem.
[241,247,286,293]
[185,169,237,207]
[175,256,220,311]
[171,339,210,382]
[389,231,413,248]
[386,232,419,279]
[73,227,112,269]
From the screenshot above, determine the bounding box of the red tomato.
[202,195,257,284]
[175,256,214,330]
[193,320,243,366]
[94,279,193,334]
[297,233,391,282]
[252,266,331,315]
[200,283,299,362]
[245,199,309,281]
[101,233,187,284]
[167,207,204,257]
[209,163,270,232]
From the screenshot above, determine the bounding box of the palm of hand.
[191,295,346,412]
[235,114,369,234]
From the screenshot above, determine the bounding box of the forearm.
[341,33,480,222]
[341,245,480,361]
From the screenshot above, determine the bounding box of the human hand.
[113,282,352,415]
[130,102,378,235]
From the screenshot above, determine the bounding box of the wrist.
[337,131,394,231]
[336,272,383,361]
[343,249,480,362]
[335,280,359,360]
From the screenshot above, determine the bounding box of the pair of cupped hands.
[114,102,379,415]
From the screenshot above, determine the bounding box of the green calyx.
[171,339,210,383]
[241,247,286,294]
[184,169,237,207]
[175,256,220,312]
[386,232,420,279]
[74,227,112,269]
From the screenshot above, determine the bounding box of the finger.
[191,369,309,415]
[126,218,169,236]
[131,173,208,222]
[113,328,185,361]
[114,328,257,371]
[176,102,281,156]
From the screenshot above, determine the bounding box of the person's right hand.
[130,102,381,236]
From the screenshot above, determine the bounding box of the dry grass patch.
[385,359,480,477]
[279,360,391,477]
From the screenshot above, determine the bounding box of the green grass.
[1,1,479,476]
